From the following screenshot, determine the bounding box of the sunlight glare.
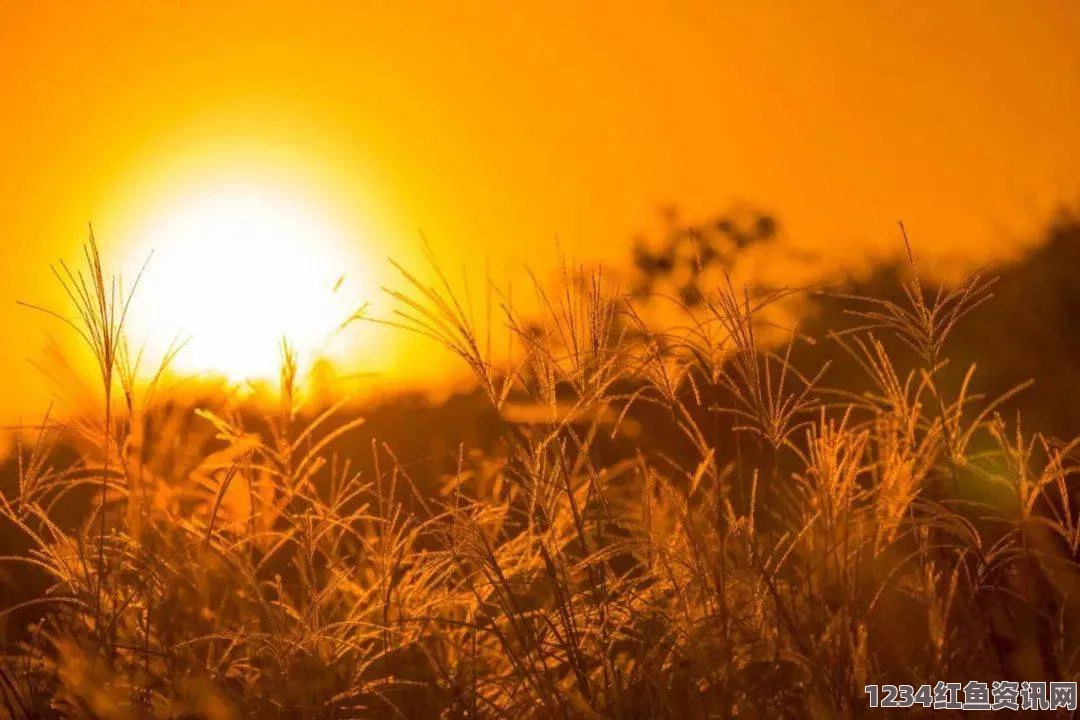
[125,182,370,382]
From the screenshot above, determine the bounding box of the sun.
[124,181,370,382]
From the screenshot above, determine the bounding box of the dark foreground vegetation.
[2,213,1080,718]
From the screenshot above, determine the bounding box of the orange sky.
[2,1,1079,422]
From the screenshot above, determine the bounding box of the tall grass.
[1,233,1078,718]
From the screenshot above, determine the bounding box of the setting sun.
[124,181,369,382]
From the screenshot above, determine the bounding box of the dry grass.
[1,234,1079,718]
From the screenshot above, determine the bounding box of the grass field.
[2,234,1079,718]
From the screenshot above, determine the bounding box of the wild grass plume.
[1,230,1079,718]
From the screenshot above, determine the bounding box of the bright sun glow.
[125,182,370,382]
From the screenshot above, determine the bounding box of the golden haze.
[2,1,1079,420]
